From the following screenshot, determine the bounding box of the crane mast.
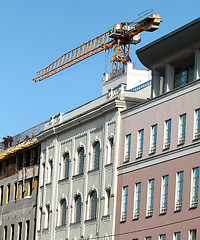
[33,10,162,82]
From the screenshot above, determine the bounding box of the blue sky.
[0,0,200,140]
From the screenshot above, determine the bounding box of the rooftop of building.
[136,17,200,75]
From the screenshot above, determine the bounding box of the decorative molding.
[60,138,72,145]
[49,113,64,126]
[108,118,116,126]
[75,131,87,139]
[90,125,103,133]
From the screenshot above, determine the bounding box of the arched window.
[92,142,100,170]
[77,147,84,174]
[104,189,111,215]
[107,137,114,164]
[60,199,67,226]
[74,195,82,223]
[63,153,70,179]
[89,191,97,219]
[45,205,50,229]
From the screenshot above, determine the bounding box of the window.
[104,189,111,216]
[160,234,166,240]
[77,147,84,175]
[20,181,24,199]
[4,226,7,240]
[194,109,200,139]
[89,191,97,219]
[60,199,67,226]
[189,229,196,240]
[133,182,141,219]
[25,220,30,240]
[137,129,144,157]
[121,186,128,221]
[147,179,155,216]
[38,207,42,231]
[146,237,152,240]
[74,195,82,223]
[28,179,33,196]
[92,142,100,170]
[164,119,171,149]
[48,160,53,183]
[124,134,131,161]
[45,205,50,229]
[41,163,45,186]
[107,137,114,164]
[150,124,157,153]
[179,114,186,144]
[175,171,184,211]
[6,184,10,203]
[0,185,3,206]
[13,182,18,200]
[160,175,169,214]
[18,222,22,240]
[190,167,199,207]
[63,153,70,179]
[174,232,181,240]
[174,65,194,88]
[10,224,14,240]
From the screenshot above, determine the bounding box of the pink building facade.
[115,18,200,240]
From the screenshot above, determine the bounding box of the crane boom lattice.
[33,10,162,82]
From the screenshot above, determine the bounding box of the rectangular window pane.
[175,171,184,210]
[150,124,157,153]
[147,179,154,216]
[179,114,186,144]
[160,234,166,240]
[133,182,141,219]
[164,119,171,149]
[160,175,169,213]
[190,229,196,240]
[174,232,181,240]
[124,134,131,161]
[137,129,144,157]
[121,186,128,221]
[191,167,199,207]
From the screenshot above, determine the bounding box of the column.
[195,49,200,80]
[151,70,161,98]
[164,63,174,93]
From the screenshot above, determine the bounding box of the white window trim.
[146,179,154,216]
[175,171,184,211]
[178,114,186,144]
[133,182,141,219]
[163,119,171,149]
[137,129,144,158]
[160,175,168,214]
[120,186,128,221]
[150,125,157,154]
[124,134,131,162]
[193,109,200,140]
[190,167,199,208]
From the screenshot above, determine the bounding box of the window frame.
[190,167,199,208]
[164,119,171,149]
[175,171,184,211]
[146,179,155,217]
[150,124,157,153]
[124,134,131,162]
[160,175,169,214]
[194,108,200,140]
[178,114,186,144]
[121,186,128,222]
[137,129,144,158]
[133,182,141,219]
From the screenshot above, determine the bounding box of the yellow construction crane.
[33,10,162,82]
